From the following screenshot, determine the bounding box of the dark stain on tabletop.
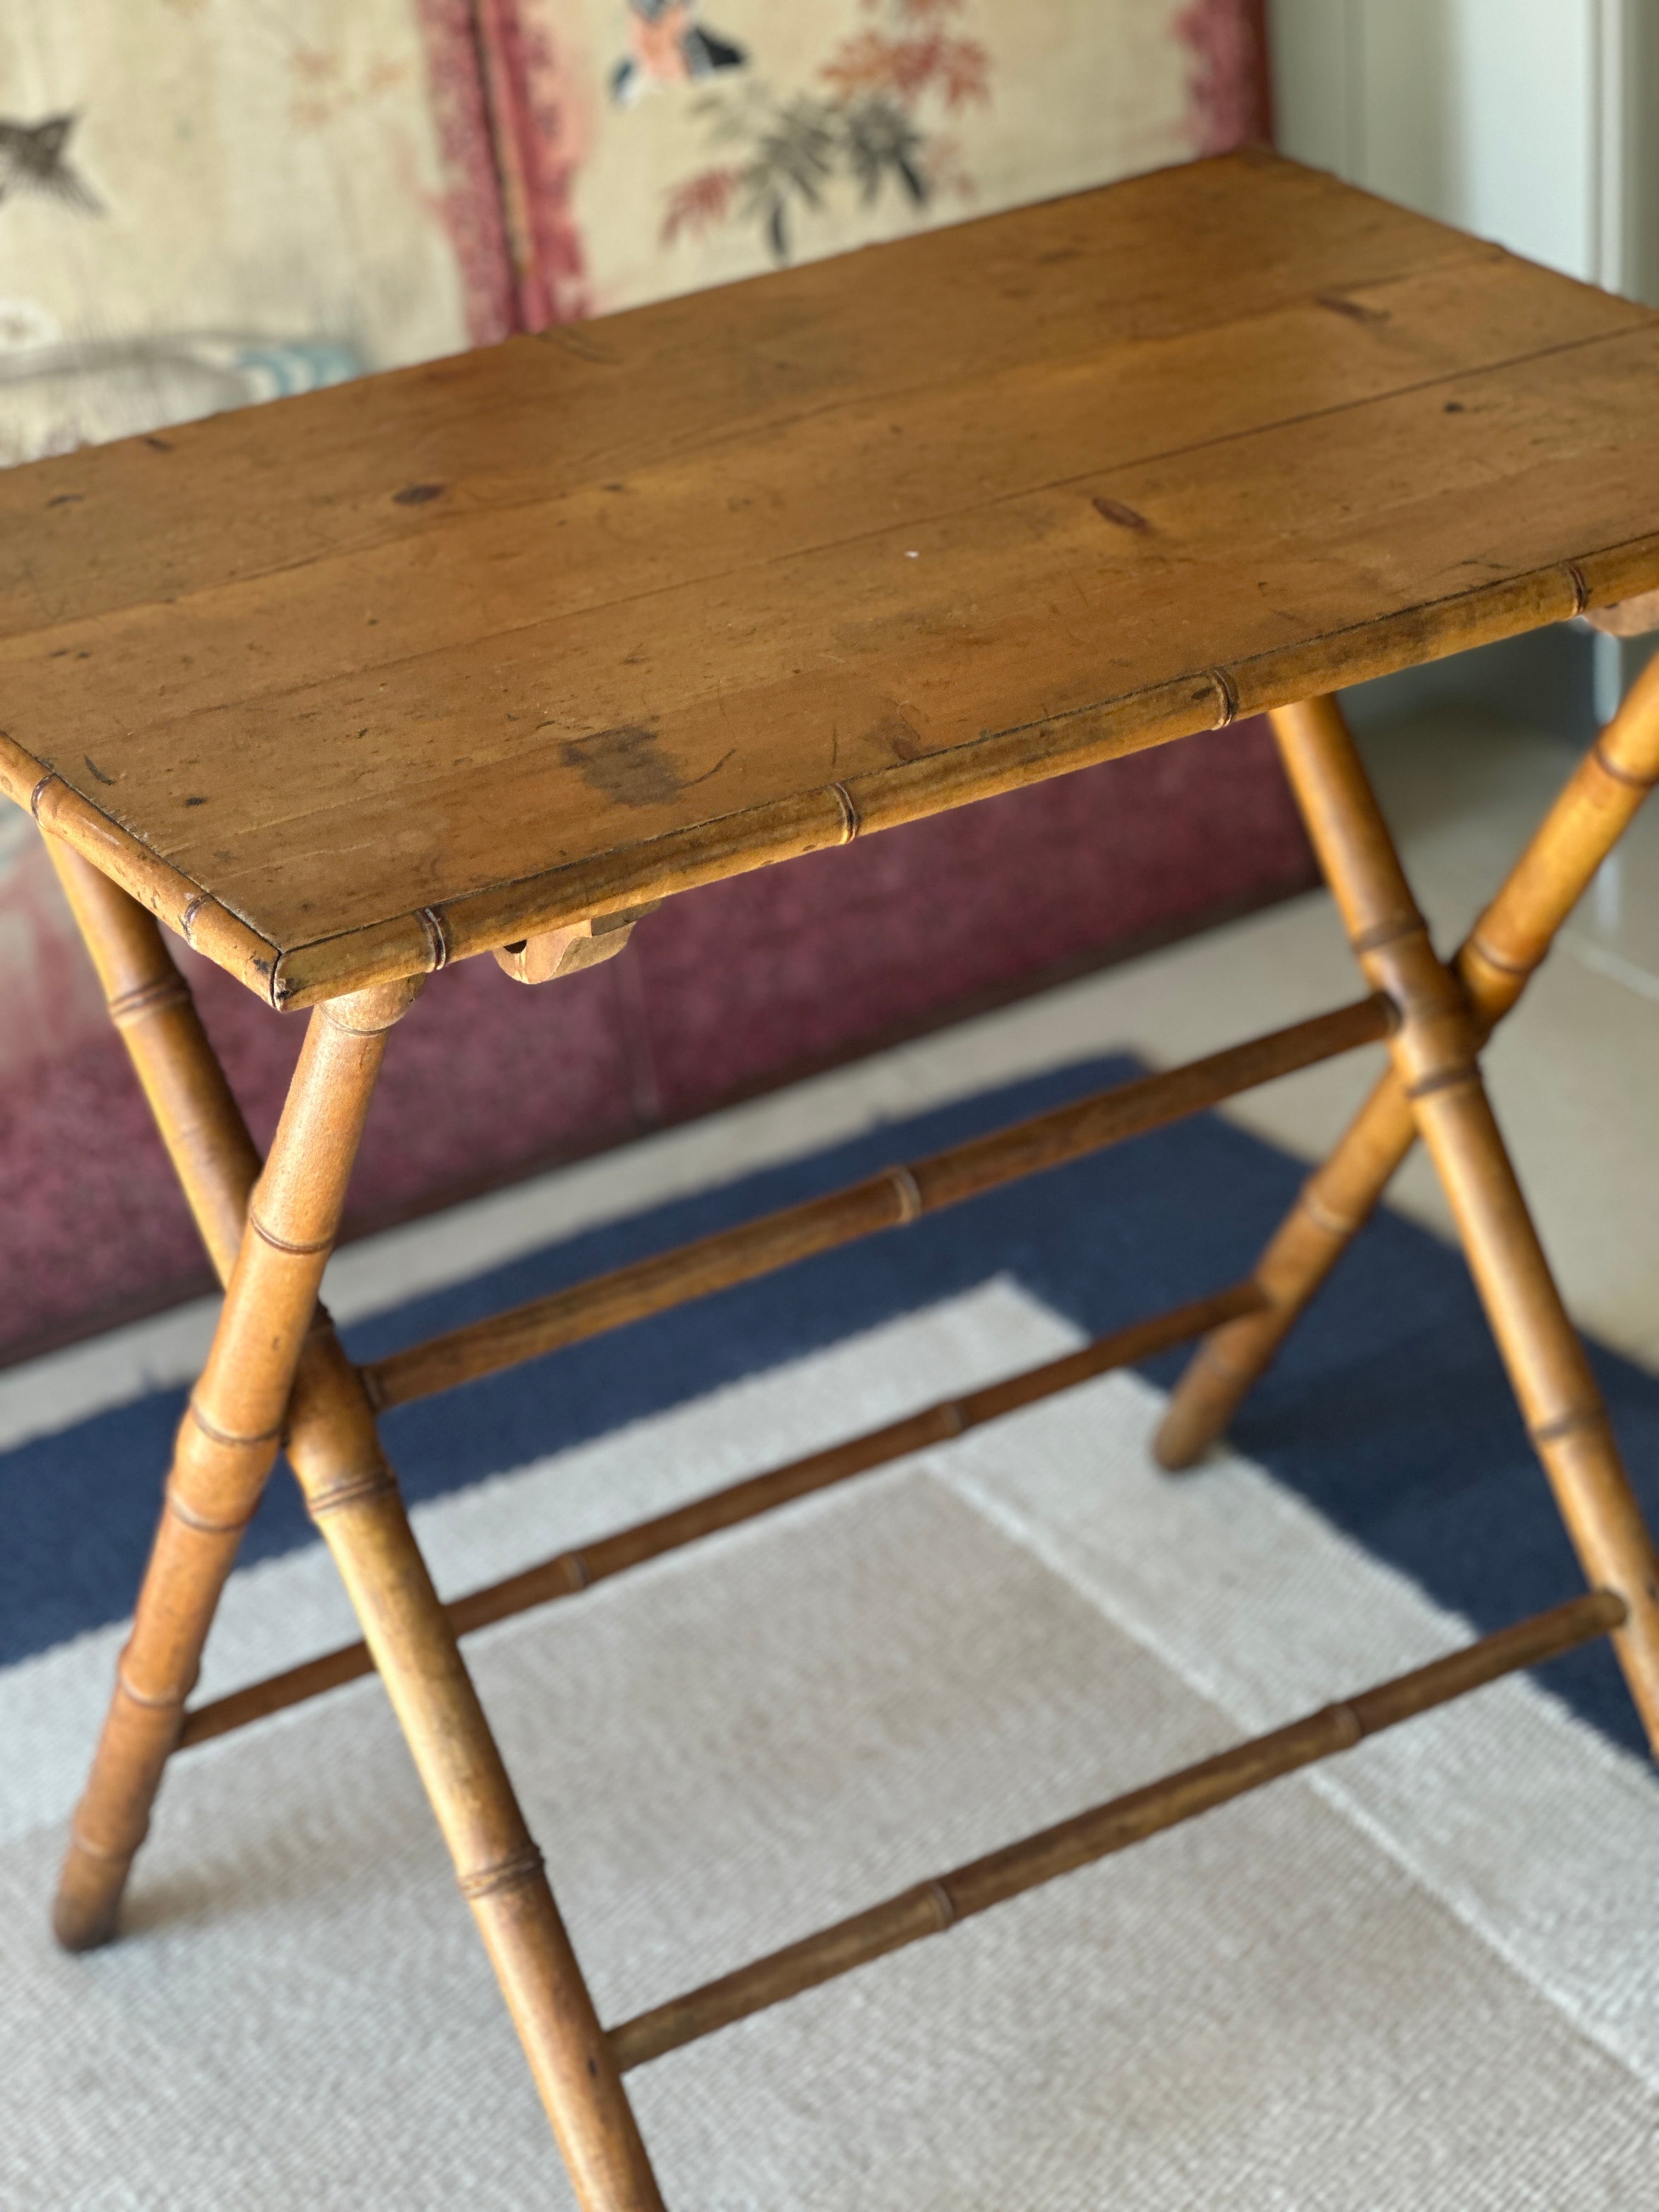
[393,482,446,506]
[82,753,116,786]
[559,724,687,808]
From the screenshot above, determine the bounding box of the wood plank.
[0,153,1505,644]
[24,317,1655,947]
[1,150,1656,1001]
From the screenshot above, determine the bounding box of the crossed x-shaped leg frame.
[40,676,1659,2209]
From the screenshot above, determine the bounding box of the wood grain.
[2,151,1657,1003]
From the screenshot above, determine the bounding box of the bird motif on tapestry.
[612,1,747,106]
[0,114,101,215]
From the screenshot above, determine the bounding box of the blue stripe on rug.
[5,1054,1657,1757]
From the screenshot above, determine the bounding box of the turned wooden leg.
[1259,693,1659,1751]
[1155,652,1659,1470]
[52,969,421,1950]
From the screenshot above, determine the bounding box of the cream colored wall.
[1270,2,1659,731]
[1268,0,1659,302]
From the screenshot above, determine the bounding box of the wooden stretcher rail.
[364,995,1393,1412]
[607,1588,1624,2073]
[179,1283,1264,1750]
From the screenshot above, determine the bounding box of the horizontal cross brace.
[363,994,1393,1412]
[607,1589,1624,2073]
[178,1282,1263,1750]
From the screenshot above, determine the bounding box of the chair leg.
[52,970,422,1951]
[1155,656,1659,1470]
[1263,695,1659,1753]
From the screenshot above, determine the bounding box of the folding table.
[5,151,1659,2208]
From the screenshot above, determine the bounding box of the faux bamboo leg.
[285,1327,665,2212]
[1155,652,1659,1469]
[46,869,665,2208]
[52,972,420,1951]
[42,837,261,1276]
[1266,693,1659,1751]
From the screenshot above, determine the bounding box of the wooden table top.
[3,149,1658,1010]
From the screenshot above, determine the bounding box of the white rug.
[3,1280,1656,2209]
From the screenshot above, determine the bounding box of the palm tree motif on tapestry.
[659,0,990,262]
[0,115,101,215]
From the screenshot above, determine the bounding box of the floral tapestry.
[0,0,1273,1361]
[488,0,1269,319]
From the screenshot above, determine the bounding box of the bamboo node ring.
[304,1467,398,1520]
[116,1667,187,1712]
[179,893,212,944]
[1299,1186,1360,1239]
[1324,1700,1364,1749]
[247,1209,335,1257]
[885,1164,924,1224]
[1563,561,1590,617]
[925,1878,958,1931]
[108,974,190,1028]
[1189,1336,1248,1386]
[69,1821,143,1864]
[1592,738,1659,791]
[1404,1063,1479,1103]
[28,772,57,820]
[1348,912,1425,957]
[1528,1405,1611,1448]
[1206,667,1239,727]
[563,1551,592,1592]
[458,1844,546,1902]
[1465,931,1533,978]
[166,1482,259,1536]
[416,905,453,971]
[829,781,861,843]
[185,1400,285,1452]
